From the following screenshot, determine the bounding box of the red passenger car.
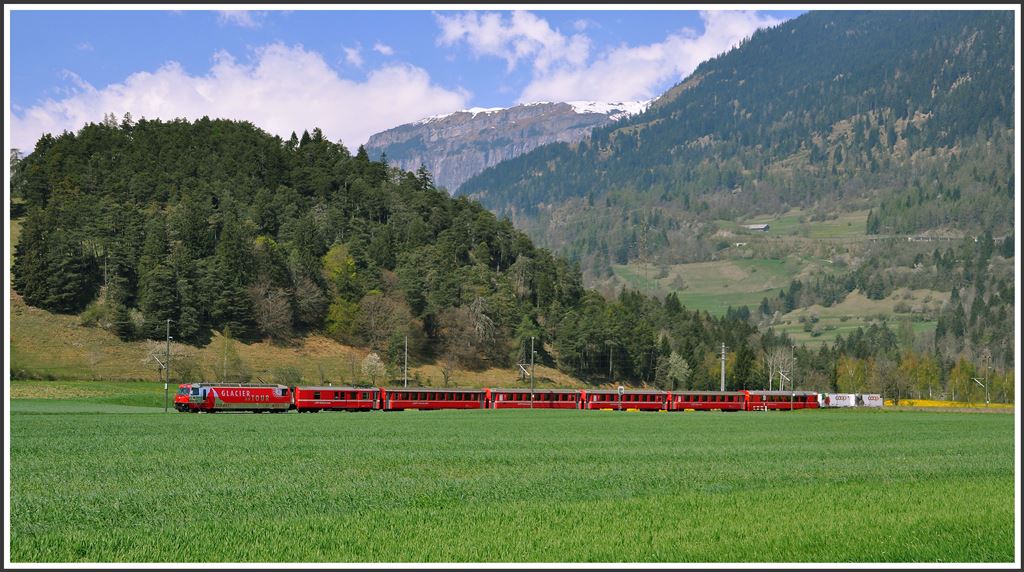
[488,388,583,409]
[173,383,292,413]
[584,389,667,411]
[381,388,485,411]
[744,391,820,411]
[668,391,747,411]
[293,386,379,412]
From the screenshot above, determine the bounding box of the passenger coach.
[293,386,378,412]
[489,388,583,409]
[745,390,820,411]
[381,388,486,411]
[668,391,747,411]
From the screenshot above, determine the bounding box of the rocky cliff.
[364,100,648,193]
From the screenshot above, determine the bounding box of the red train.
[174,383,820,413]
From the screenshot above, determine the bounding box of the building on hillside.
[742,224,770,232]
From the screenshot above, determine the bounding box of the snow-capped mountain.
[365,100,650,193]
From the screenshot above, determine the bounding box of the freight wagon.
[859,394,884,407]
[823,393,858,407]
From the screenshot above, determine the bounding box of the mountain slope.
[459,10,1014,275]
[365,100,649,192]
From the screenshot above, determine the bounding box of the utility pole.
[720,342,727,392]
[165,318,172,384]
[985,365,992,406]
[152,353,167,413]
[403,335,408,388]
[530,336,536,408]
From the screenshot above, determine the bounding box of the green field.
[774,289,948,347]
[723,208,870,240]
[614,257,823,315]
[9,381,1015,563]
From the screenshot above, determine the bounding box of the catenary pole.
[530,336,535,409]
[720,342,726,392]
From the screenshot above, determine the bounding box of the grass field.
[614,256,839,316]
[773,289,947,347]
[9,381,1016,563]
[722,208,870,240]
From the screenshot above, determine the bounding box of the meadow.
[8,381,1016,563]
[614,257,810,315]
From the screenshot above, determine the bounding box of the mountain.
[364,100,650,193]
[458,10,1014,275]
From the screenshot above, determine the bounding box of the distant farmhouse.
[742,224,770,232]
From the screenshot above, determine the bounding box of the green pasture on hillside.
[8,381,1015,563]
[614,257,813,315]
[724,209,870,239]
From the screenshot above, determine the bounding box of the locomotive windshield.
[177,386,190,395]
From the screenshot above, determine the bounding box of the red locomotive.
[173,383,292,413]
[173,383,825,413]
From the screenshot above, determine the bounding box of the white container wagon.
[859,394,884,407]
[824,393,857,407]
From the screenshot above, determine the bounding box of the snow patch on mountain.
[413,100,650,125]
[566,100,652,120]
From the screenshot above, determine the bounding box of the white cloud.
[372,42,395,56]
[10,43,470,151]
[437,10,590,73]
[521,11,781,102]
[438,10,781,103]
[343,44,364,67]
[76,41,94,52]
[217,10,265,29]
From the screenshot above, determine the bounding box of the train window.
[313,391,321,400]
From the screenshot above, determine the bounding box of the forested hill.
[459,10,1015,271]
[11,116,783,388]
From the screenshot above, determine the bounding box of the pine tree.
[139,263,178,340]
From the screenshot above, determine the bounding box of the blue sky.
[9,7,804,152]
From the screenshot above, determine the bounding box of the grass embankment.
[8,292,579,388]
[9,383,1015,563]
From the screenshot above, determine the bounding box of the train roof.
[296,386,377,391]
[586,389,667,395]
[746,390,819,396]
[384,387,485,392]
[489,388,582,393]
[193,383,287,388]
[668,390,746,395]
